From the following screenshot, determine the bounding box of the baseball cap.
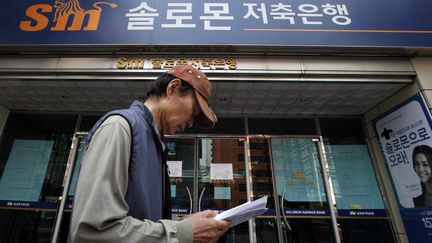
[168,65,217,129]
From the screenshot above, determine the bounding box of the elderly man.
[70,65,230,242]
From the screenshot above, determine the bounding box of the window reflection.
[198,138,249,243]
[250,138,279,242]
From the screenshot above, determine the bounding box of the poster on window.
[374,93,432,243]
[0,139,53,202]
[325,144,385,210]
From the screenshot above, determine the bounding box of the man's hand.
[187,210,231,243]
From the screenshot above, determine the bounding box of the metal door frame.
[51,131,87,243]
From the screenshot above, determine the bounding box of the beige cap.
[168,65,217,129]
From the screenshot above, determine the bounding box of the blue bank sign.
[0,0,431,47]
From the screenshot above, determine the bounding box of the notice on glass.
[325,144,385,209]
[167,161,183,178]
[0,139,53,201]
[214,187,231,200]
[215,196,268,227]
[210,163,233,180]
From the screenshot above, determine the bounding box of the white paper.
[210,163,233,180]
[167,161,182,178]
[214,196,268,227]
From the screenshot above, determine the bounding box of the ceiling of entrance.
[0,80,408,116]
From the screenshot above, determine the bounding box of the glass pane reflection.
[250,138,279,242]
[198,138,249,243]
[166,138,195,220]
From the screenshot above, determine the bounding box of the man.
[70,65,230,242]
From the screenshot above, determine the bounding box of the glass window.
[0,114,77,203]
[270,137,334,242]
[166,138,195,219]
[0,113,77,242]
[320,118,395,243]
[198,138,249,242]
[249,138,279,243]
[271,137,328,208]
[248,118,317,135]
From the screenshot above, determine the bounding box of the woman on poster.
[412,145,432,207]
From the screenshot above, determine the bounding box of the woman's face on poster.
[414,152,432,183]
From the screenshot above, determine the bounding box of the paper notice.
[167,161,182,178]
[210,163,233,180]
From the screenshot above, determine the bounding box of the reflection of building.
[249,139,274,200]
[211,139,247,207]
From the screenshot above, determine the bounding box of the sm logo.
[20,0,117,31]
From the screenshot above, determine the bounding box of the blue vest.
[84,100,172,221]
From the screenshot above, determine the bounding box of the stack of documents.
[214,196,268,227]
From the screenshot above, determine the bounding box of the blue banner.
[0,0,431,47]
[374,94,432,243]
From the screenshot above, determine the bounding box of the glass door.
[197,137,250,243]
[249,137,280,243]
[53,134,343,243]
[270,137,336,243]
[165,137,195,220]
[52,132,87,243]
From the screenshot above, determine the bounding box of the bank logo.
[20,0,117,31]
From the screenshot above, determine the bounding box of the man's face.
[163,87,201,135]
[414,152,432,183]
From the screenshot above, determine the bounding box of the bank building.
[0,1,432,242]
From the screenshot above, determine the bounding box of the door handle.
[281,186,292,231]
[185,186,192,215]
[198,187,206,212]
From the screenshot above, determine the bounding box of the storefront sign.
[1,0,431,47]
[117,57,237,70]
[374,93,432,243]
